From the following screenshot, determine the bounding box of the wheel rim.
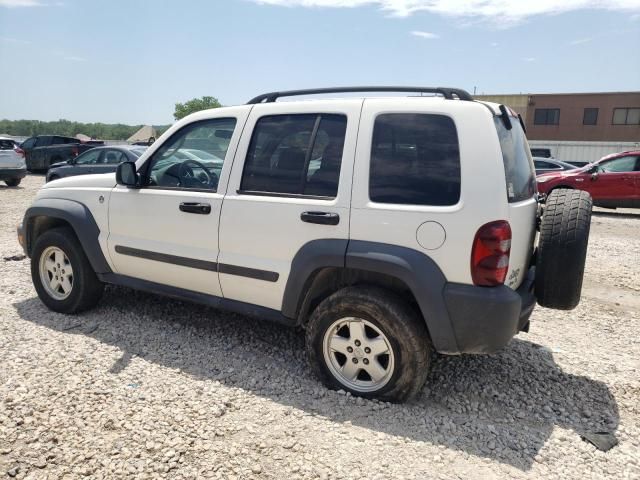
[39,246,74,300]
[322,317,395,393]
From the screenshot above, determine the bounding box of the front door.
[107,109,248,296]
[589,155,638,206]
[217,100,361,311]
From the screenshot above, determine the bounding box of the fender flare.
[281,239,460,354]
[23,198,112,274]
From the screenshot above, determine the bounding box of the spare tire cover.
[535,189,593,310]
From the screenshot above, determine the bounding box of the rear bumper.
[443,267,536,354]
[0,167,27,180]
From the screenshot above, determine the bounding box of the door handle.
[179,202,211,215]
[300,211,340,225]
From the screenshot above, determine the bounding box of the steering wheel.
[178,159,216,188]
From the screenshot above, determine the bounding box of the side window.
[494,117,536,203]
[103,150,127,164]
[369,114,461,206]
[240,114,347,198]
[21,138,36,149]
[599,156,638,173]
[536,160,559,170]
[35,137,51,147]
[0,140,14,150]
[75,149,102,165]
[146,118,236,191]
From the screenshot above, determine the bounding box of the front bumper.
[443,267,536,354]
[0,167,27,181]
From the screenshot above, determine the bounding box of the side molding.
[346,240,460,354]
[23,198,112,274]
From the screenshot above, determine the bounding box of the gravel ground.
[1,175,639,479]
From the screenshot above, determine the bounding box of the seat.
[305,143,342,197]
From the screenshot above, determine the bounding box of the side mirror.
[588,165,599,173]
[116,161,139,188]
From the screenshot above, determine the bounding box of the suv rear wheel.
[306,286,432,402]
[31,227,104,313]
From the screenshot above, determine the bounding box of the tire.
[306,286,432,402]
[535,188,592,310]
[4,178,21,187]
[31,227,104,314]
[48,175,59,182]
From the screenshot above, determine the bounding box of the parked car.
[0,137,26,187]
[533,157,578,176]
[19,86,593,401]
[46,145,147,182]
[20,135,104,172]
[537,150,640,208]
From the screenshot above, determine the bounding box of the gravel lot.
[1,175,639,479]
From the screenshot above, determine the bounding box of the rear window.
[0,139,15,150]
[494,118,536,203]
[369,114,460,206]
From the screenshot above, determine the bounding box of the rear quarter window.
[369,113,461,206]
[494,118,536,202]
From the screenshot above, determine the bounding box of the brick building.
[475,92,640,142]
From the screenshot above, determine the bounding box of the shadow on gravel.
[592,210,640,220]
[14,288,619,471]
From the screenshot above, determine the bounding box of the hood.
[48,161,68,169]
[44,173,117,189]
[537,164,592,180]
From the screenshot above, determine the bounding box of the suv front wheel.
[31,227,104,314]
[306,286,432,402]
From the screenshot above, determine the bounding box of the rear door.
[32,136,52,170]
[217,100,360,311]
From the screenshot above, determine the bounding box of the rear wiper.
[499,105,512,130]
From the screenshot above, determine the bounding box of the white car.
[19,87,593,401]
[0,137,26,187]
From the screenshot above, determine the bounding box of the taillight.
[471,220,512,286]
[14,146,24,158]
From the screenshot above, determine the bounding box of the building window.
[533,108,560,125]
[612,108,640,125]
[583,108,598,125]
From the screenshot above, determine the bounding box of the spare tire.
[535,188,592,310]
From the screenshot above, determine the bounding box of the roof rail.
[247,86,474,104]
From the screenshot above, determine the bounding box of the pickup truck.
[20,135,103,171]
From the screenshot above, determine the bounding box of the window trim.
[582,107,598,126]
[238,113,347,199]
[612,107,640,126]
[533,108,560,126]
[140,117,237,193]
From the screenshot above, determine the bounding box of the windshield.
[129,147,147,157]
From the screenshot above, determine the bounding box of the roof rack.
[247,86,474,104]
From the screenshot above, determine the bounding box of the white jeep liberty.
[19,87,592,401]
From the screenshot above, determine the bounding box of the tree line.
[0,96,223,140]
[0,119,171,140]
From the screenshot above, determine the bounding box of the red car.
[536,150,640,209]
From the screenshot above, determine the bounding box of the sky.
[0,0,639,125]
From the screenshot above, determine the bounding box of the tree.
[173,96,222,120]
